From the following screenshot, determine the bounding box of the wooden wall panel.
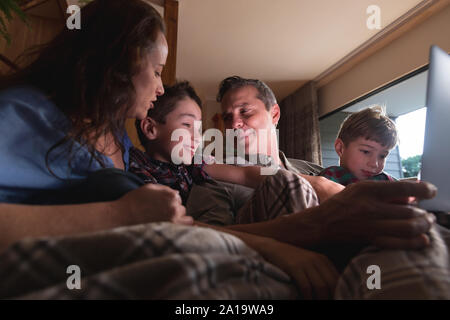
[0,14,63,74]
[162,0,178,86]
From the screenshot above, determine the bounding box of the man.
[187,76,344,226]
[210,75,450,298]
[189,76,435,250]
[131,77,448,298]
[217,76,319,175]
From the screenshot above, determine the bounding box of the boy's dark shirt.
[129,147,211,205]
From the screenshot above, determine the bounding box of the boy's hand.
[115,184,194,226]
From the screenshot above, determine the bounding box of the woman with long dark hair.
[0,0,193,251]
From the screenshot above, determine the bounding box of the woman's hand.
[195,221,339,299]
[114,184,193,226]
[255,237,339,299]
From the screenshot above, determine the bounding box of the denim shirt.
[0,86,132,204]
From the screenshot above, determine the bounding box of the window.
[319,67,428,179]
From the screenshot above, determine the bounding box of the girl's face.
[152,98,202,165]
[129,31,168,120]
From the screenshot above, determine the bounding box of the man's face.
[337,137,391,180]
[220,86,279,155]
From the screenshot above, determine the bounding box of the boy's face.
[153,97,202,164]
[336,137,391,181]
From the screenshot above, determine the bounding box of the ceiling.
[175,0,425,104]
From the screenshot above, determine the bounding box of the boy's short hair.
[337,106,398,149]
[135,81,202,147]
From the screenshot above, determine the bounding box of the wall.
[0,10,63,74]
[318,5,450,117]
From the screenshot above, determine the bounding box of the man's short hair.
[337,106,398,149]
[216,76,277,111]
[135,81,202,147]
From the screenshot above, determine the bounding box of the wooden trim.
[162,0,178,85]
[0,53,19,72]
[315,0,450,88]
[56,0,68,22]
[19,0,65,23]
[143,0,165,7]
[20,0,50,11]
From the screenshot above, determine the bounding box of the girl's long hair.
[0,0,165,174]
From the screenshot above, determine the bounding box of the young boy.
[129,81,327,227]
[319,106,397,186]
[129,81,274,205]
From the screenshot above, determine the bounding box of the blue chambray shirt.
[0,86,132,204]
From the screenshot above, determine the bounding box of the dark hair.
[338,106,398,149]
[0,0,165,173]
[216,75,277,111]
[135,81,202,147]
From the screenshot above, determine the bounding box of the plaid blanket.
[0,222,298,299]
[335,224,450,299]
[1,222,450,299]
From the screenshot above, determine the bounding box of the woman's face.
[129,31,168,120]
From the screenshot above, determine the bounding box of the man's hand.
[316,180,437,249]
[114,184,193,225]
[301,175,345,203]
